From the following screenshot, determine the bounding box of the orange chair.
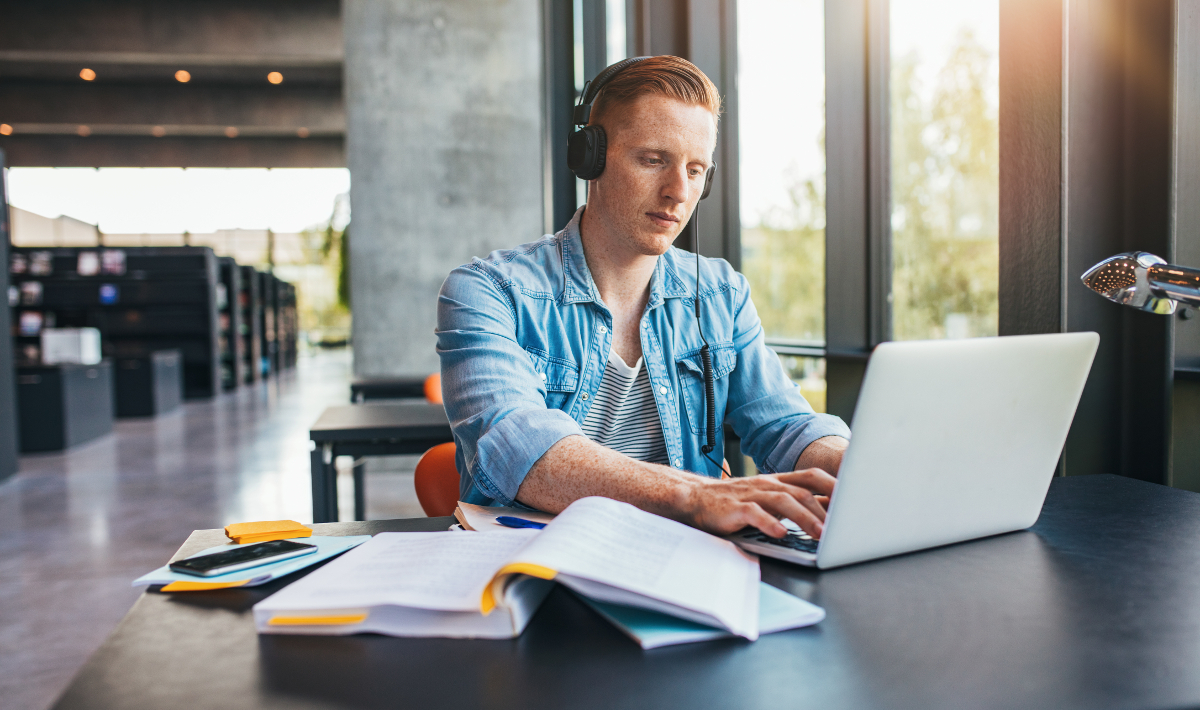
[424,373,443,404]
[414,441,459,517]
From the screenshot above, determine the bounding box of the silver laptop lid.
[816,332,1098,569]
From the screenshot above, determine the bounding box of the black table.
[350,376,428,402]
[309,402,453,523]
[49,476,1200,710]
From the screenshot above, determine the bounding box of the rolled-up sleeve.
[436,263,584,505]
[722,273,851,474]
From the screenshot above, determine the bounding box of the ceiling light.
[175,70,191,83]
[296,127,310,138]
[224,127,239,138]
[0,124,12,135]
[80,68,96,81]
[267,72,284,85]
[77,125,92,137]
[152,126,166,137]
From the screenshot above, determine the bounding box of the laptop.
[729,332,1099,569]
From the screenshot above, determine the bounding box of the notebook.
[580,581,825,649]
[454,502,555,531]
[254,496,762,640]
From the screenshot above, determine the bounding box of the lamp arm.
[1148,264,1200,308]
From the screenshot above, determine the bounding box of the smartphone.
[169,539,318,577]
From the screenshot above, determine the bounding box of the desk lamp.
[1081,252,1200,314]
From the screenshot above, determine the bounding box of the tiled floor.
[0,349,426,710]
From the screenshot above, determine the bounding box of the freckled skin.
[516,95,849,539]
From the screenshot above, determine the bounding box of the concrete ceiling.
[0,0,344,167]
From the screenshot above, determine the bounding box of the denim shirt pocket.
[524,347,580,411]
[676,342,737,435]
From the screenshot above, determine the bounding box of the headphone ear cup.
[567,126,607,181]
[701,165,717,200]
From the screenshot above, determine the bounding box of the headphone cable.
[693,206,723,473]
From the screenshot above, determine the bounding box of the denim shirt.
[436,208,851,507]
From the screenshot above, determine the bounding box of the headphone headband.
[573,56,652,126]
[567,55,716,200]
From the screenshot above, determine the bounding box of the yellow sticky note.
[268,613,368,626]
[224,520,312,544]
[480,562,557,614]
[161,579,251,592]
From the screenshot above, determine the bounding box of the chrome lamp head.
[1082,252,1200,314]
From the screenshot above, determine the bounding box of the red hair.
[590,55,722,126]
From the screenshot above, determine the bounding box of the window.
[738,0,827,415]
[890,0,999,340]
[738,0,826,347]
[605,0,627,64]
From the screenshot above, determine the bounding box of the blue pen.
[495,516,547,530]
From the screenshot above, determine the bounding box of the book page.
[503,497,760,638]
[257,530,537,613]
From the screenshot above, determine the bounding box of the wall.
[10,207,100,247]
[343,0,545,376]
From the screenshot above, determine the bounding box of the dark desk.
[350,376,428,402]
[51,476,1200,710]
[309,402,453,523]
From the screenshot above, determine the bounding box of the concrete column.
[345,0,544,376]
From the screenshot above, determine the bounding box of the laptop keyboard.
[741,530,819,554]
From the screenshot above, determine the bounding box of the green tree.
[891,29,999,340]
[741,149,826,343]
[743,27,997,347]
[296,200,352,338]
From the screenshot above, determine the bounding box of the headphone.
[567,57,716,200]
[569,58,724,472]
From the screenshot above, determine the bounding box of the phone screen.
[169,539,316,576]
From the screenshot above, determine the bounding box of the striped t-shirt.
[580,350,670,464]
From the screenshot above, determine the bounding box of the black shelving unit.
[10,246,222,399]
[238,265,262,384]
[0,151,19,480]
[217,257,244,390]
[258,270,277,379]
[17,360,114,451]
[278,281,298,370]
[114,350,183,417]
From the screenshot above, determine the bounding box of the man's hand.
[678,469,837,539]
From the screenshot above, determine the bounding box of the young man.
[436,56,850,539]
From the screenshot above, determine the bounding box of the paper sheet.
[504,497,761,638]
[582,582,826,649]
[257,530,538,613]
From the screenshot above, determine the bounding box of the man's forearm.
[795,435,850,475]
[516,435,705,520]
[517,434,840,538]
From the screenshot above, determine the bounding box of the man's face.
[588,94,717,256]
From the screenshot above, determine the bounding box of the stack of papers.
[133,535,368,592]
[225,520,312,544]
[254,497,820,645]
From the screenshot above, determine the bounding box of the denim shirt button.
[658,386,668,395]
[642,320,649,329]
[598,325,607,334]
[674,459,683,468]
[539,372,546,381]
[580,392,589,401]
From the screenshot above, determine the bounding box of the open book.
[255,497,761,640]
